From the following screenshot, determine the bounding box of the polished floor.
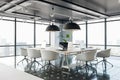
[22,56,120,80]
[0,56,120,80]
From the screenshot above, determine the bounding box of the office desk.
[0,63,43,80]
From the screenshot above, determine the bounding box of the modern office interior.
[0,0,120,80]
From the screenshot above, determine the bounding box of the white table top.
[0,63,43,80]
[27,47,97,55]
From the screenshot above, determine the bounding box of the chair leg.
[17,56,30,65]
[29,58,42,73]
[106,60,113,67]
[82,61,97,74]
[96,60,104,65]
[41,60,57,72]
[34,60,43,67]
[96,57,113,72]
[29,61,34,71]
[17,59,24,65]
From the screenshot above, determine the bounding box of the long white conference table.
[29,47,96,70]
[0,63,43,80]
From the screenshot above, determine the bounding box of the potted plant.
[59,34,70,50]
[63,34,70,42]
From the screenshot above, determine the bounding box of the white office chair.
[96,49,113,71]
[17,48,30,65]
[76,49,97,73]
[40,49,59,70]
[27,49,42,72]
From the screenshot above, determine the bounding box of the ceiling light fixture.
[46,23,60,31]
[46,7,60,32]
[64,17,80,30]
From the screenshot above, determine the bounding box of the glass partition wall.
[16,20,34,68]
[0,17,50,68]
[1,16,120,68]
[107,20,120,56]
[72,24,86,48]
[72,17,120,56]
[0,19,15,67]
[87,21,105,49]
[36,23,50,47]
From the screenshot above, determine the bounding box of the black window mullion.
[86,21,88,48]
[34,18,36,47]
[105,18,107,49]
[14,18,17,68]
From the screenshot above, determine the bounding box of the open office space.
[0,0,120,80]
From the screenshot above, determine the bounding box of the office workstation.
[0,0,120,80]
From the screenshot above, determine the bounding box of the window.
[36,23,50,45]
[0,20,14,56]
[88,22,104,49]
[72,24,86,47]
[107,20,120,56]
[16,22,34,45]
[16,21,34,55]
[0,19,14,67]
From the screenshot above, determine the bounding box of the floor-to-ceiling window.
[16,19,34,55]
[16,19,34,67]
[87,19,105,49]
[107,17,120,56]
[0,17,51,68]
[1,15,120,68]
[0,17,15,67]
[36,22,49,47]
[72,22,86,48]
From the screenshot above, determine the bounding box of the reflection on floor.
[0,56,120,80]
[22,56,120,80]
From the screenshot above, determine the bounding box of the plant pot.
[59,42,68,51]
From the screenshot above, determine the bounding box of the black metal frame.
[14,18,17,68]
[1,15,120,68]
[86,21,88,48]
[34,18,36,47]
[0,17,51,68]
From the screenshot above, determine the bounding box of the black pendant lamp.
[64,21,80,30]
[46,7,60,32]
[46,23,60,31]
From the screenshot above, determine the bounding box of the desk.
[0,63,43,80]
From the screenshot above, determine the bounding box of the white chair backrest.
[40,49,59,61]
[27,49,41,58]
[84,49,97,61]
[76,49,97,61]
[21,48,28,56]
[97,49,111,57]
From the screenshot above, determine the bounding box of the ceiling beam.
[12,11,66,23]
[4,0,29,11]
[5,1,32,13]
[35,0,99,19]
[61,0,108,18]
[0,0,27,11]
